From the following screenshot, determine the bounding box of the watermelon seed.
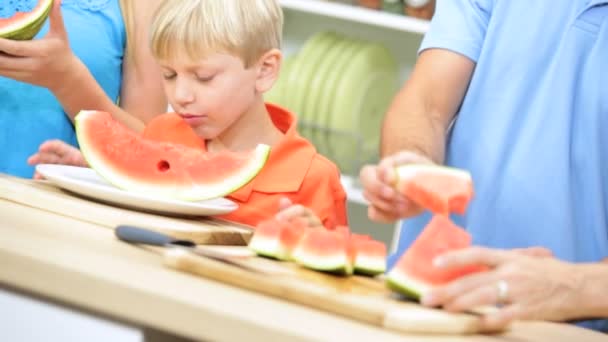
[157,160,171,172]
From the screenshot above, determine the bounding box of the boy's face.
[159,52,258,139]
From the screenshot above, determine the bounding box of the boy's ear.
[255,49,282,93]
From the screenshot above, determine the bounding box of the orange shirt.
[218,103,348,229]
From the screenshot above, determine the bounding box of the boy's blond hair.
[150,0,283,67]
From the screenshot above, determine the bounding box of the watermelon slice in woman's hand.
[394,164,474,216]
[386,215,487,300]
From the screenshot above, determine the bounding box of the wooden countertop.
[0,178,606,341]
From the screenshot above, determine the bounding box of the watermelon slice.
[0,0,53,40]
[350,239,387,276]
[142,112,205,150]
[248,218,308,261]
[248,219,289,259]
[386,215,487,300]
[75,110,270,201]
[276,218,308,261]
[292,229,353,275]
[395,164,474,215]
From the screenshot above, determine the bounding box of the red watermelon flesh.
[395,164,474,216]
[335,225,350,237]
[277,218,308,261]
[346,234,371,264]
[75,110,270,201]
[142,112,205,150]
[292,229,353,275]
[248,219,289,259]
[386,215,487,299]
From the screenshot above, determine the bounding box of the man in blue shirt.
[360,0,608,331]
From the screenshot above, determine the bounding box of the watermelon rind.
[248,235,286,260]
[0,0,53,40]
[395,164,472,184]
[386,268,433,301]
[75,110,271,201]
[292,248,353,275]
[354,255,386,276]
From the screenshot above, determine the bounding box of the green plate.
[283,32,333,132]
[303,34,354,156]
[284,31,336,140]
[327,42,398,174]
[265,54,296,106]
[295,33,340,143]
[314,38,363,159]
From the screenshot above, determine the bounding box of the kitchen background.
[277,0,433,251]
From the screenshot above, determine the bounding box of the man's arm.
[381,48,476,163]
[577,263,608,319]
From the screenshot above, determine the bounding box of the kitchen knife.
[114,225,284,274]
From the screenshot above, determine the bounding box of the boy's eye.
[162,73,176,80]
[196,75,215,82]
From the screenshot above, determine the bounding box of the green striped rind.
[385,268,433,301]
[0,0,53,40]
[292,247,353,276]
[353,254,386,276]
[75,110,271,201]
[248,235,285,260]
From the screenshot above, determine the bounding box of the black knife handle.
[115,225,195,247]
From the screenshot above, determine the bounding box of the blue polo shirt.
[391,0,608,331]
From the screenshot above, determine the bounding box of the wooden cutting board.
[0,174,252,245]
[164,248,506,335]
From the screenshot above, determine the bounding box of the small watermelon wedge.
[395,164,474,215]
[350,239,387,276]
[75,110,270,201]
[248,218,308,261]
[142,112,205,150]
[248,219,289,259]
[292,229,353,275]
[276,218,308,261]
[386,215,487,300]
[0,0,53,40]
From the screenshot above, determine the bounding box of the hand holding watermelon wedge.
[418,246,608,331]
[360,151,434,222]
[0,0,80,91]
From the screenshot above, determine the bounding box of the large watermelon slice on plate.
[0,0,53,40]
[395,164,474,215]
[386,215,487,300]
[75,110,270,201]
[142,112,205,150]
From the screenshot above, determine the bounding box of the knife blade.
[114,225,285,274]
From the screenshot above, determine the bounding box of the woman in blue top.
[360,0,608,332]
[0,0,166,178]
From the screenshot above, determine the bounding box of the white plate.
[35,164,238,217]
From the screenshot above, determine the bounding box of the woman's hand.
[0,0,80,92]
[359,151,433,223]
[28,139,87,179]
[420,246,584,330]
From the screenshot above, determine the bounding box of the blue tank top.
[0,0,125,178]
